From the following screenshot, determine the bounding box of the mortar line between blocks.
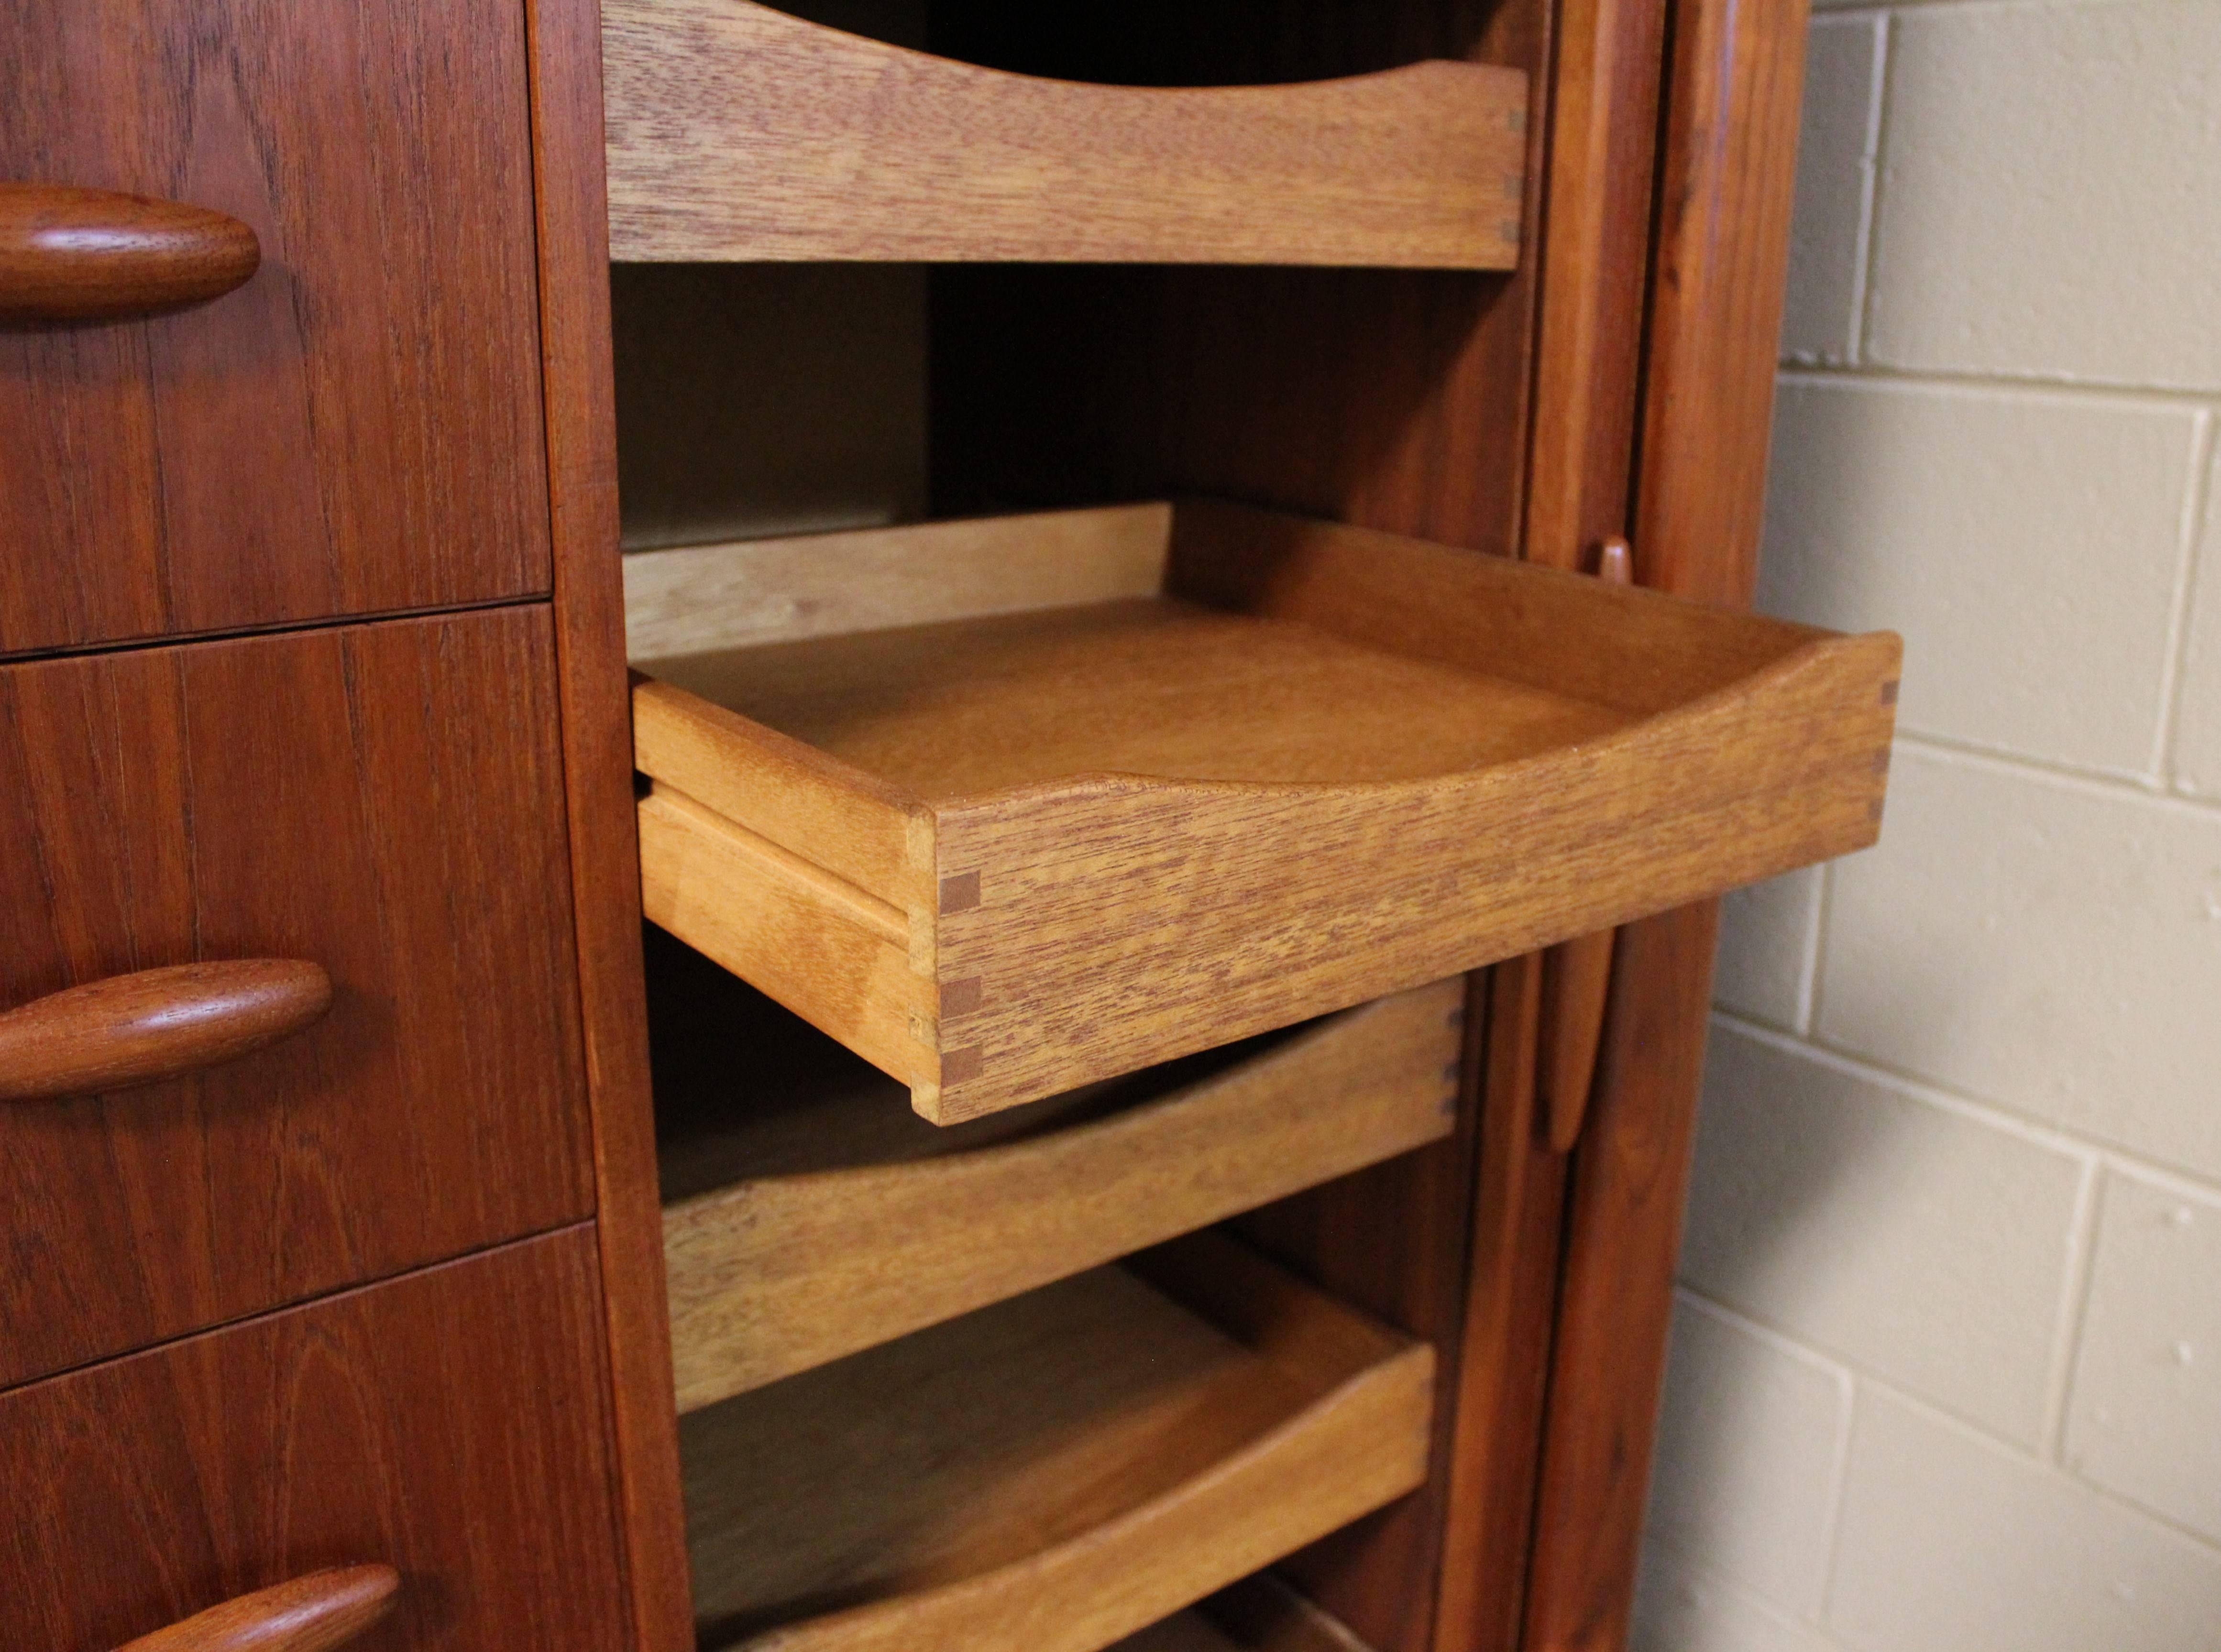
[1799,862,1833,1037]
[1713,1010,2221,1200]
[1776,362,2221,411]
[2152,411,2215,784]
[2038,1160,2106,1464]
[1849,1371,2221,1558]
[1850,10,1897,364]
[1892,730,2221,818]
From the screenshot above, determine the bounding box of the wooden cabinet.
[0,1228,630,1652]
[0,606,594,1389]
[2,0,1838,1646]
[0,0,551,657]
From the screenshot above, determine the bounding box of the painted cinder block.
[1759,376,2197,775]
[1865,0,2221,390]
[1635,1550,1846,1652]
[1715,868,1822,1032]
[1682,1023,2086,1445]
[1780,15,1882,366]
[1820,746,2221,1182]
[2175,460,2221,797]
[1645,1295,1852,1615]
[1829,1390,2221,1652]
[2066,1171,2221,1546]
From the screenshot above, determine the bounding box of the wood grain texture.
[0,609,592,1390]
[116,1567,397,1652]
[604,0,1526,268]
[682,1235,1433,1652]
[921,15,1552,1631]
[0,0,551,658]
[632,503,1897,1122]
[1634,0,1812,609]
[1524,906,1721,1652]
[660,981,1463,1408]
[0,959,330,1104]
[1537,540,1638,1154]
[1520,0,1667,575]
[624,505,1173,661]
[522,0,695,1642]
[0,183,259,321]
[1,1228,629,1652]
[1521,0,1818,1641]
[1430,955,1571,1652]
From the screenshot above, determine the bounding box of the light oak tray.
[657,972,1463,1410]
[629,501,1902,1124]
[602,0,1527,268]
[681,1232,1432,1652]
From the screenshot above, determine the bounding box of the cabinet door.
[0,0,550,656]
[0,606,594,1388]
[0,1228,631,1652]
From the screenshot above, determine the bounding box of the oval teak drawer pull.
[115,1565,400,1652]
[0,183,261,322]
[0,960,334,1103]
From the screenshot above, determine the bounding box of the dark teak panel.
[0,607,594,1389]
[0,0,550,656]
[0,1228,630,1652]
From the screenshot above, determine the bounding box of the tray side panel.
[603,0,1525,268]
[632,676,929,906]
[638,788,936,1089]
[729,1326,1432,1652]
[662,981,1462,1409]
[624,503,1174,658]
[927,634,1900,1121]
[1167,501,1823,713]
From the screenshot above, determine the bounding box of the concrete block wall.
[1634,0,2221,1645]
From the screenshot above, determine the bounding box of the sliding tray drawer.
[681,1232,1431,1652]
[630,501,1902,1123]
[603,0,1526,268]
[657,963,1464,1409]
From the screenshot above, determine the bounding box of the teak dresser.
[1,3,1894,1651]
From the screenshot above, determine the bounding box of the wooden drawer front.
[0,607,593,1389]
[0,0,550,657]
[0,1227,630,1652]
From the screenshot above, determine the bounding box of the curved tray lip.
[932,628,1900,814]
[661,987,1410,1221]
[727,1313,1432,1652]
[692,0,1520,106]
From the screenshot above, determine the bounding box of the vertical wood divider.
[1520,0,1812,1644]
[1437,0,1669,1644]
[524,1,697,1647]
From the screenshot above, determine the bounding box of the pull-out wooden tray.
[630,501,1901,1123]
[658,973,1463,1410]
[681,1233,1432,1652]
[602,0,1527,268]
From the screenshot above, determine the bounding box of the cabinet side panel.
[523,0,696,1644]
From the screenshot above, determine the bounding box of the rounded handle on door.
[0,960,334,1103]
[0,183,260,322]
[115,1565,400,1652]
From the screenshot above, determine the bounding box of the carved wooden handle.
[0,960,334,1103]
[0,183,260,321]
[116,1566,399,1652]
